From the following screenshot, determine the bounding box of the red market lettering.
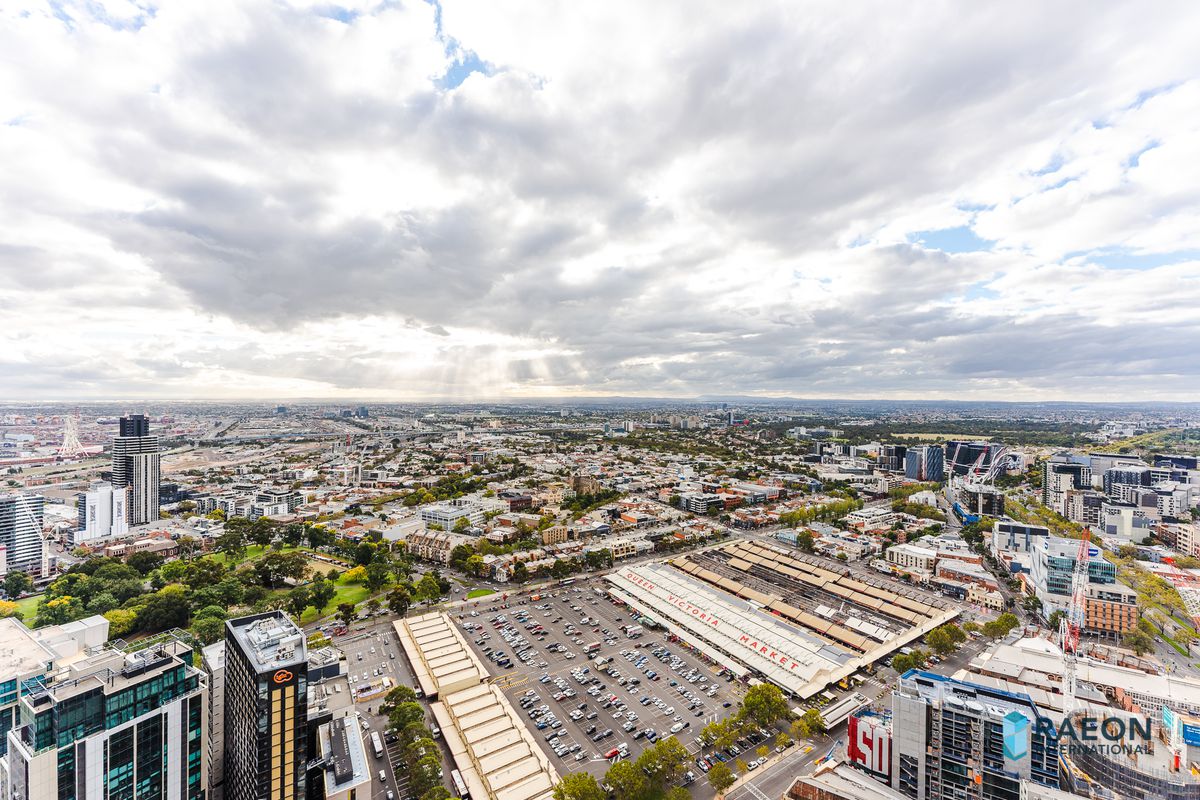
[665,595,721,627]
[739,634,800,670]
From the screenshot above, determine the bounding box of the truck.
[624,625,644,639]
[583,642,602,655]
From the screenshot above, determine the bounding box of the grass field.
[15,594,42,628]
[467,588,496,599]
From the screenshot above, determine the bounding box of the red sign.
[273,670,294,685]
[847,714,891,778]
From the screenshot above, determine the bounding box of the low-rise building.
[886,543,937,577]
[406,529,474,564]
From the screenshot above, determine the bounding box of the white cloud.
[1,0,1199,400]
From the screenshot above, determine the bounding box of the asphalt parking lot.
[457,577,746,791]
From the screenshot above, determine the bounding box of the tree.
[795,530,814,553]
[756,745,769,760]
[927,628,955,656]
[387,700,425,733]
[706,762,735,796]
[127,551,164,575]
[1047,610,1066,631]
[449,544,473,570]
[342,566,368,584]
[0,600,21,619]
[415,573,442,603]
[215,529,246,565]
[136,585,192,632]
[365,598,381,616]
[800,708,826,737]
[365,560,391,592]
[962,620,981,634]
[287,586,312,619]
[191,616,225,645]
[1123,628,1155,656]
[421,787,451,800]
[336,603,357,626]
[104,608,138,638]
[387,586,412,617]
[465,554,487,578]
[603,760,647,800]
[452,516,471,533]
[86,592,121,614]
[775,732,792,749]
[742,683,789,726]
[2,570,33,598]
[38,595,84,625]
[553,772,605,800]
[381,685,417,718]
[311,579,337,614]
[511,562,529,582]
[636,736,689,788]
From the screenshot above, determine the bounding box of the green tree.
[1123,628,1155,655]
[336,603,357,627]
[415,573,442,603]
[603,760,647,800]
[85,591,121,615]
[927,628,955,656]
[388,586,412,616]
[311,579,337,614]
[741,683,789,726]
[215,529,246,565]
[127,551,164,575]
[286,586,312,619]
[38,595,84,626]
[449,544,473,570]
[191,615,225,645]
[553,772,605,800]
[706,761,735,796]
[800,708,826,737]
[465,554,487,578]
[2,570,33,598]
[136,585,192,633]
[452,516,471,533]
[795,530,814,553]
[1047,610,1066,631]
[387,701,425,733]
[511,562,529,582]
[365,560,391,592]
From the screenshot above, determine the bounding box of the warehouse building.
[395,612,489,698]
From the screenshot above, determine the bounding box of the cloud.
[1,0,1199,400]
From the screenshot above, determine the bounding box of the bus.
[369,732,384,760]
[451,769,470,800]
[557,578,577,587]
[583,642,601,655]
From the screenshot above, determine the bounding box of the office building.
[904,446,944,482]
[4,635,206,800]
[891,670,1059,799]
[73,482,129,546]
[1063,489,1103,526]
[202,641,226,800]
[878,445,907,473]
[419,498,486,529]
[1103,464,1151,498]
[110,415,161,526]
[0,494,45,577]
[1028,537,1137,635]
[224,612,308,800]
[1042,454,1091,515]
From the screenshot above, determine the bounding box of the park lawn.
[467,589,496,599]
[15,594,42,628]
[204,543,300,567]
[297,575,373,625]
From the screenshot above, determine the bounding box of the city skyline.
[2,2,1199,402]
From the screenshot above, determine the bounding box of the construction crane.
[1059,527,1092,717]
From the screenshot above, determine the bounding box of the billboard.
[847,712,891,779]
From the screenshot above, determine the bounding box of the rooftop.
[227,612,307,672]
[0,618,57,680]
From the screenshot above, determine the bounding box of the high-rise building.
[4,634,206,800]
[224,612,308,800]
[0,494,45,576]
[904,446,944,482]
[878,444,907,473]
[111,414,160,526]
[202,641,227,800]
[1042,454,1092,514]
[891,670,1059,799]
[73,482,129,546]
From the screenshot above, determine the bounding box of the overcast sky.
[2,1,1200,401]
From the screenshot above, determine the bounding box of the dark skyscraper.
[111,413,160,525]
[224,612,308,800]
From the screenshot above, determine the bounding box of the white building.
[74,481,129,545]
[420,498,486,529]
[885,543,937,577]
